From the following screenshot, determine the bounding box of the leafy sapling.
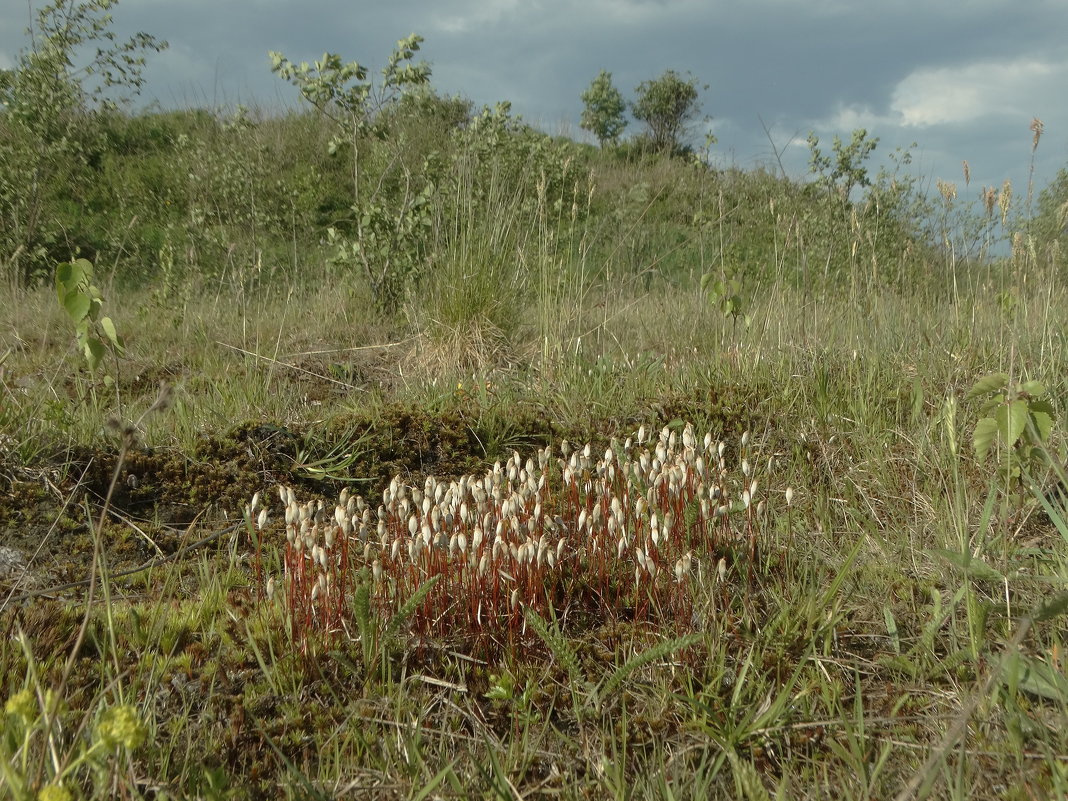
[968,372,1060,486]
[270,35,435,314]
[55,258,124,375]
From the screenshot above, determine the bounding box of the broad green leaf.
[973,416,999,461]
[100,316,120,348]
[967,373,1009,399]
[979,395,1006,417]
[55,261,76,297]
[1030,410,1054,443]
[1029,399,1056,417]
[996,400,1029,448]
[63,291,91,323]
[73,257,94,279]
[84,337,105,371]
[1019,380,1046,397]
[930,547,1004,581]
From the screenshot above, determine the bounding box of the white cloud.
[427,0,521,34]
[809,55,1068,149]
[890,58,1068,127]
[826,104,892,131]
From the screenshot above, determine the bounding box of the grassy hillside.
[2,18,1068,801]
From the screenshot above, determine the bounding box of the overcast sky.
[3,0,1067,209]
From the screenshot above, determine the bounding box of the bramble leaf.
[996,400,1029,448]
[973,417,999,461]
[1030,410,1054,444]
[967,373,1009,399]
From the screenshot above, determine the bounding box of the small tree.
[631,70,704,155]
[0,0,166,284]
[270,35,436,314]
[806,128,879,201]
[580,70,626,147]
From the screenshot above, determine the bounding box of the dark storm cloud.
[2,0,1067,195]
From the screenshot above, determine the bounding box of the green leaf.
[55,261,76,297]
[1019,380,1046,397]
[1030,410,1054,444]
[84,337,105,371]
[973,416,999,461]
[930,547,1004,581]
[1033,591,1068,622]
[63,290,91,323]
[997,400,1029,448]
[883,606,900,654]
[99,316,120,348]
[1009,654,1068,702]
[979,394,1006,417]
[967,373,1009,399]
